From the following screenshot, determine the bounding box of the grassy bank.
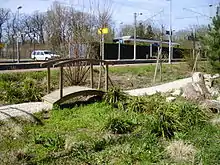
[0,93,219,164]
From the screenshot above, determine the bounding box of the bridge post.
[90,63,94,88]
[59,66,63,98]
[47,67,51,94]
[105,63,109,91]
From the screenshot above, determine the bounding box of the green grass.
[0,93,219,164]
[109,61,211,90]
[0,62,208,105]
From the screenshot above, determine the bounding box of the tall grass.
[0,96,218,164]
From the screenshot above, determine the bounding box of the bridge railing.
[42,58,113,99]
[41,58,72,94]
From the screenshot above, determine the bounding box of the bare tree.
[0,8,10,42]
[44,1,70,51]
[120,24,134,36]
[31,11,45,44]
[21,14,35,44]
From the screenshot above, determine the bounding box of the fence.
[0,42,203,61]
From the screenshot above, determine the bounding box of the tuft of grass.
[0,121,23,140]
[33,133,65,150]
[104,87,128,106]
[127,97,148,113]
[166,140,197,163]
[104,117,136,134]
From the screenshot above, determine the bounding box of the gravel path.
[0,102,52,120]
[126,77,192,96]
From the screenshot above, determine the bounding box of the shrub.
[150,101,208,139]
[0,81,24,104]
[34,133,65,150]
[22,77,43,102]
[92,137,116,152]
[0,73,23,82]
[127,97,148,113]
[176,101,208,128]
[151,103,181,139]
[0,77,45,104]
[104,118,136,134]
[126,93,166,113]
[104,87,128,106]
[183,52,195,71]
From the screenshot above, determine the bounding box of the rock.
[203,74,212,79]
[182,83,204,101]
[209,88,219,97]
[213,74,220,79]
[171,89,182,96]
[201,100,220,113]
[217,96,220,101]
[182,72,211,101]
[192,72,203,83]
[203,73,220,97]
[166,97,176,102]
[204,77,213,87]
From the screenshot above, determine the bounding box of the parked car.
[31,50,60,61]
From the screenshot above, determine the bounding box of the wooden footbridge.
[41,58,112,106]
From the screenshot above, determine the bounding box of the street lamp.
[16,6,22,63]
[167,0,172,64]
[134,12,142,60]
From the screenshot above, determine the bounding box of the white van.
[31,50,60,61]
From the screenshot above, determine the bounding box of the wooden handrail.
[59,66,63,99]
[90,63,94,88]
[53,58,113,67]
[105,64,109,91]
[47,67,51,94]
[44,58,112,96]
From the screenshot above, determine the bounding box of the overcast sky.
[1,0,219,31]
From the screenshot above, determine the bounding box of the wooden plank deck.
[42,86,105,106]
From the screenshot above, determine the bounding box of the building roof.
[113,36,180,46]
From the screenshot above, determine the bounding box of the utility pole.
[102,32,104,60]
[134,12,137,60]
[16,6,22,63]
[133,12,142,60]
[167,0,172,64]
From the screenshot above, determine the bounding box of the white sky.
[0,0,218,31]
